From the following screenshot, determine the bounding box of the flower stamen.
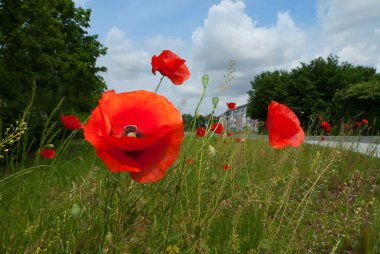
[124,125,143,138]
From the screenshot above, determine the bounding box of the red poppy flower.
[61,114,82,130]
[266,101,304,149]
[320,121,331,132]
[361,119,368,125]
[222,163,230,171]
[210,122,224,135]
[354,121,361,127]
[40,148,55,159]
[196,127,206,137]
[320,136,325,141]
[186,157,195,165]
[226,131,232,137]
[226,102,236,110]
[151,50,190,85]
[236,138,242,143]
[344,123,350,129]
[83,90,184,183]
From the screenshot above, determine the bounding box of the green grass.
[0,135,379,253]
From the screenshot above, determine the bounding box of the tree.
[247,55,378,131]
[334,79,380,132]
[0,0,106,138]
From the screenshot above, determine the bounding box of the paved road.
[304,140,380,158]
[247,135,380,158]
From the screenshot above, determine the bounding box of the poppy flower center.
[124,125,143,138]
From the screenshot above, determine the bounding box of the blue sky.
[74,0,380,115]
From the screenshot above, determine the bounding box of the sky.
[73,0,380,116]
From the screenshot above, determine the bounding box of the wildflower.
[266,101,304,149]
[151,50,190,85]
[354,121,361,127]
[226,131,232,137]
[210,122,224,135]
[40,148,55,159]
[320,136,325,141]
[196,127,206,137]
[361,119,368,125]
[222,163,230,171]
[165,245,180,254]
[186,157,195,165]
[344,123,350,129]
[320,121,331,132]
[83,90,184,183]
[61,114,82,130]
[236,138,242,143]
[226,102,236,110]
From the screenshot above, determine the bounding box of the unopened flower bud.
[208,145,216,156]
[202,74,209,89]
[105,231,113,242]
[212,97,219,108]
[70,203,81,220]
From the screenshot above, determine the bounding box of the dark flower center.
[124,125,143,138]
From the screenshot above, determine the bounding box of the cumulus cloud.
[100,0,380,116]
[316,0,380,68]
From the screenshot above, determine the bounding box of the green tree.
[0,0,106,138]
[247,55,378,131]
[334,79,380,133]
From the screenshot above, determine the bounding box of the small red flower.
[223,139,227,143]
[40,148,55,159]
[320,121,331,132]
[361,119,368,125]
[354,121,361,127]
[318,116,324,121]
[61,114,82,130]
[344,123,350,129]
[266,101,304,149]
[226,131,232,137]
[222,163,230,171]
[320,136,325,141]
[83,90,184,183]
[210,122,224,135]
[236,138,242,143]
[151,50,190,85]
[226,102,236,110]
[196,127,206,137]
[186,157,195,165]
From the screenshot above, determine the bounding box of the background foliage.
[0,0,106,140]
[247,55,380,133]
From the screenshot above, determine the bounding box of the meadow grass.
[0,133,379,253]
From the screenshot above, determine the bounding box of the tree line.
[247,55,380,134]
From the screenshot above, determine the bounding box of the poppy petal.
[266,101,304,148]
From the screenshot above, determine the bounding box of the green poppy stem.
[100,172,120,251]
[154,75,165,93]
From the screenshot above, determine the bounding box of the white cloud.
[100,0,380,116]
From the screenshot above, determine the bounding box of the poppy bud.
[105,231,113,242]
[202,74,209,89]
[70,203,81,220]
[208,145,216,156]
[212,97,219,108]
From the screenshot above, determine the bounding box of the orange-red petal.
[266,101,304,149]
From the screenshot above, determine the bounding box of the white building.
[219,104,259,132]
